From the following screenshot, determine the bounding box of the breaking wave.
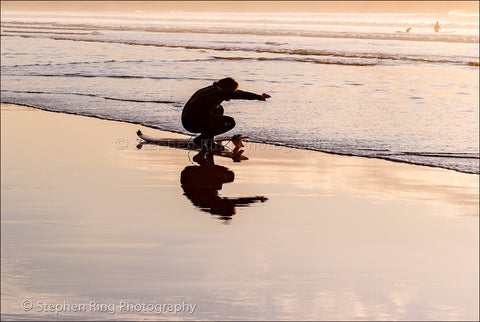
[2,19,478,43]
[1,33,476,67]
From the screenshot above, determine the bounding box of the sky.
[1,1,479,14]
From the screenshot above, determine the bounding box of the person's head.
[214,77,239,91]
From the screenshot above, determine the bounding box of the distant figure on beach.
[396,27,412,33]
[181,151,267,218]
[434,21,441,33]
[182,77,270,151]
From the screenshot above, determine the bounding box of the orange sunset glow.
[1,0,479,13]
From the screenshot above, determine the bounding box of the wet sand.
[1,103,478,321]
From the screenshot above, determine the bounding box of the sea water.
[1,10,479,174]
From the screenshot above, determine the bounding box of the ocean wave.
[103,97,175,104]
[2,21,478,43]
[18,72,208,81]
[2,11,479,29]
[1,89,176,104]
[399,152,479,159]
[265,41,287,46]
[2,33,475,67]
[212,56,375,66]
[2,59,145,68]
[448,10,480,18]
[2,29,96,35]
[1,23,100,31]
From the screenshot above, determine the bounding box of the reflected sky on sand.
[2,104,478,320]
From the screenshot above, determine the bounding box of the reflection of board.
[136,130,249,162]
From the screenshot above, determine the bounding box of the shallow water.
[1,10,479,173]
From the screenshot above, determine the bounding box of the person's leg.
[193,116,236,150]
[205,115,235,137]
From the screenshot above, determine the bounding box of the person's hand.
[261,93,271,101]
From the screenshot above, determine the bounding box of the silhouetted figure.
[181,77,270,151]
[180,151,267,220]
[406,27,412,33]
[434,22,441,33]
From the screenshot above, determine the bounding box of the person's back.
[434,22,441,33]
[182,85,224,120]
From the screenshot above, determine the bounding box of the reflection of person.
[434,21,441,33]
[180,151,267,219]
[181,77,270,152]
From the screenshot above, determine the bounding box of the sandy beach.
[1,103,478,320]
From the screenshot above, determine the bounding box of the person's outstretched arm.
[228,90,270,101]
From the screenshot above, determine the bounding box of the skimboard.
[136,130,249,162]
